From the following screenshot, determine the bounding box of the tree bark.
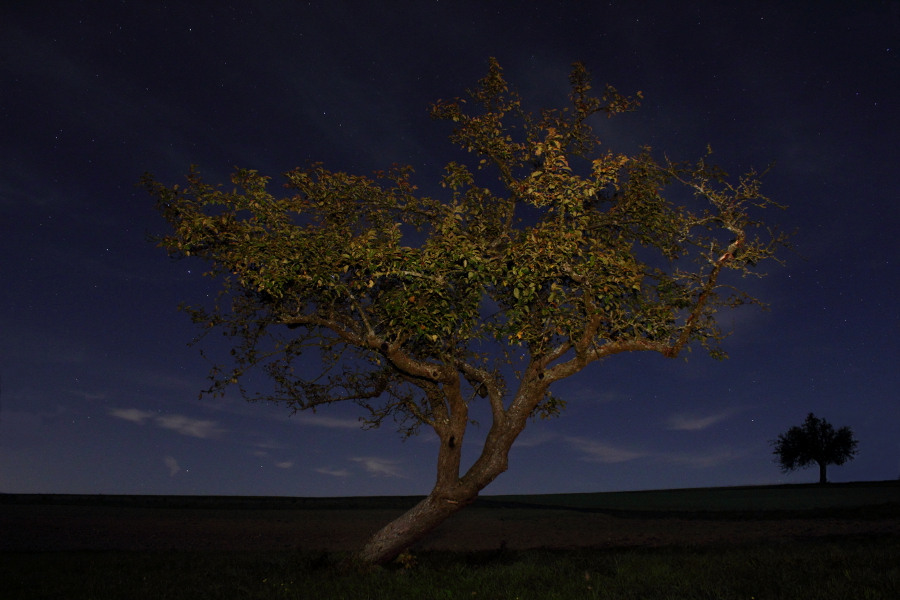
[347,375,545,568]
[352,489,476,567]
[818,461,827,484]
[349,402,524,567]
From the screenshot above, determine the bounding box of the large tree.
[771,413,859,484]
[143,58,789,567]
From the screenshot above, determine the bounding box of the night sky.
[2,1,898,499]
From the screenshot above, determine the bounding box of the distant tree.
[771,413,859,484]
[143,58,789,568]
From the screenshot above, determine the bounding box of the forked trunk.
[348,380,540,568]
[353,490,476,566]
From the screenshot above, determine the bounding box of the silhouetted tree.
[143,58,789,568]
[771,413,859,484]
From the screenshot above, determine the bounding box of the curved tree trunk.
[352,489,477,567]
[350,418,522,567]
[348,373,546,567]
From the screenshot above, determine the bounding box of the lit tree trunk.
[353,489,475,566]
[352,400,526,567]
[818,461,828,484]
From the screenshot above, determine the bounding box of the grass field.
[3,481,898,599]
[5,479,898,512]
[4,537,898,599]
[485,479,900,512]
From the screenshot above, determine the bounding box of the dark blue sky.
[2,1,898,498]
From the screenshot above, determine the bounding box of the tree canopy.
[771,413,859,484]
[143,58,789,566]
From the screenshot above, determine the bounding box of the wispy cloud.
[252,449,292,469]
[109,408,227,439]
[657,448,739,468]
[350,456,407,478]
[567,435,741,469]
[164,456,180,476]
[563,387,628,405]
[666,409,738,431]
[565,437,649,463]
[514,431,557,448]
[109,408,156,424]
[252,440,289,450]
[295,414,361,429]
[316,466,351,477]
[156,414,226,438]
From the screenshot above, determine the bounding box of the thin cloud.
[253,450,292,468]
[155,414,226,439]
[295,414,361,429]
[667,409,737,431]
[108,408,156,424]
[109,408,227,439]
[567,434,741,469]
[316,466,351,477]
[252,441,289,450]
[350,456,407,478]
[514,431,557,448]
[566,437,649,464]
[657,449,739,468]
[163,456,180,476]
[563,387,628,405]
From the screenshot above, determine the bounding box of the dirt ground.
[3,503,898,553]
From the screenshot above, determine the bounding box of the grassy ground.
[4,480,897,513]
[4,535,898,600]
[485,480,900,513]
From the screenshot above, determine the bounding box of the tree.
[142,58,789,568]
[771,413,859,484]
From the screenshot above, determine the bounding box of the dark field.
[2,480,899,599]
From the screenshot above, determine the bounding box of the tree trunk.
[348,423,518,568]
[352,489,475,567]
[346,378,542,568]
[818,461,827,484]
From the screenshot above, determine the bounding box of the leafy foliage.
[771,413,859,479]
[143,57,788,444]
[145,58,793,565]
